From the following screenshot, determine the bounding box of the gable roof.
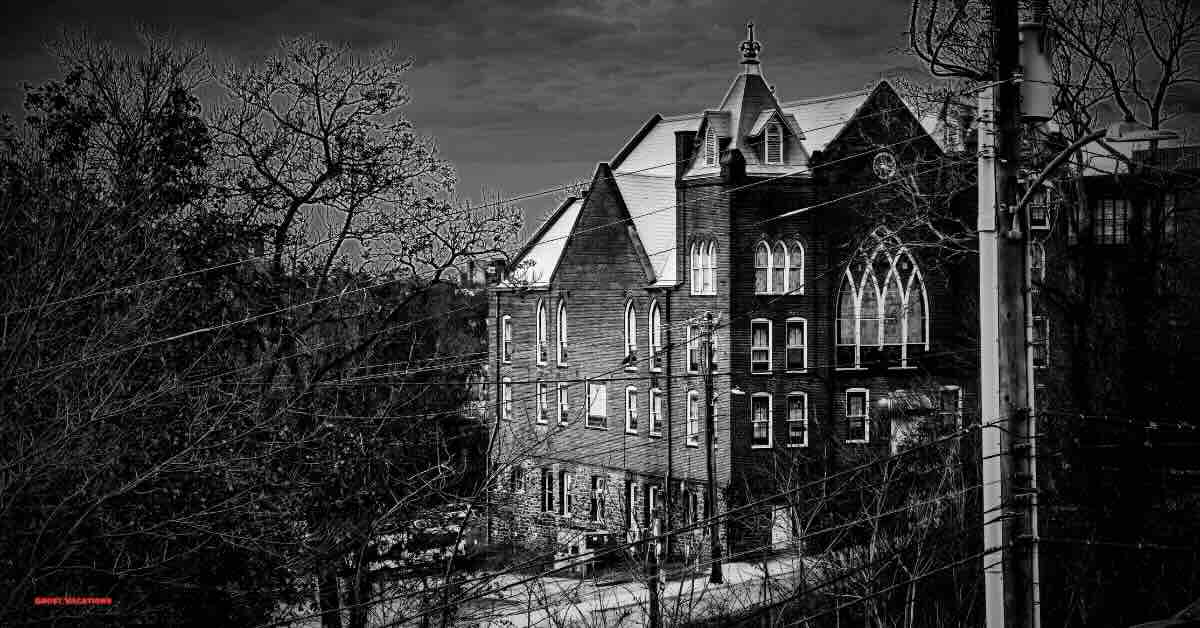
[503,196,583,289]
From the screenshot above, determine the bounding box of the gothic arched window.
[836,245,930,368]
[623,300,638,367]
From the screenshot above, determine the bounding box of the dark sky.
[0,0,940,219]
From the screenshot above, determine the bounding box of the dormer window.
[765,122,783,164]
[704,126,718,166]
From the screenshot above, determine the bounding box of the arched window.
[772,242,786,294]
[648,300,662,370]
[765,122,783,164]
[536,299,548,364]
[690,242,702,294]
[704,126,718,166]
[754,242,770,294]
[557,299,569,365]
[692,240,715,295]
[705,241,717,294]
[788,240,804,294]
[836,246,930,368]
[623,300,638,367]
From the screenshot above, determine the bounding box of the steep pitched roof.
[503,196,584,289]
[780,89,872,153]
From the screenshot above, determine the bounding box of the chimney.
[675,130,697,180]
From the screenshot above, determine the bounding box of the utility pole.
[979,0,1037,626]
[703,311,723,584]
[648,513,663,628]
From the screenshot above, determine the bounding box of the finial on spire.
[739,21,762,74]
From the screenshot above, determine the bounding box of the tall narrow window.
[1032,316,1049,369]
[882,272,904,347]
[750,319,772,374]
[788,240,804,294]
[511,466,525,493]
[751,393,773,448]
[646,485,660,527]
[787,393,808,447]
[838,248,930,369]
[623,301,638,368]
[704,126,717,166]
[904,271,927,346]
[785,318,807,371]
[536,300,548,364]
[859,275,881,349]
[535,380,547,424]
[692,241,715,295]
[846,389,869,442]
[648,301,662,371]
[558,382,570,425]
[590,476,607,522]
[754,242,770,294]
[625,386,639,434]
[501,315,513,363]
[686,390,700,446]
[938,386,962,428]
[649,388,663,436]
[587,381,607,429]
[558,470,573,516]
[765,122,783,164]
[1095,198,1129,244]
[704,241,717,294]
[557,299,569,365]
[541,469,554,512]
[836,272,858,367]
[625,481,638,531]
[690,242,703,294]
[686,324,701,373]
[772,243,786,294]
[501,377,513,421]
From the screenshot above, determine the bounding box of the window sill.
[685,440,700,448]
[535,420,548,426]
[625,428,638,435]
[536,361,547,367]
[751,444,773,450]
[649,367,662,373]
[835,367,867,372]
[624,366,638,372]
[585,423,609,430]
[845,439,870,444]
[786,443,809,448]
[785,369,808,374]
[887,365,918,371]
[751,370,773,376]
[557,363,570,368]
[649,431,662,438]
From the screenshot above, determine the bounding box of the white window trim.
[648,300,662,372]
[535,380,547,425]
[501,315,513,364]
[750,392,773,449]
[755,240,771,295]
[765,122,784,165]
[625,386,639,434]
[686,324,700,374]
[624,300,638,371]
[558,470,573,517]
[750,318,773,374]
[786,392,809,448]
[591,476,607,523]
[541,468,554,513]
[557,382,570,425]
[787,239,805,295]
[836,249,930,369]
[705,241,717,295]
[686,390,700,447]
[704,126,718,166]
[691,241,716,296]
[536,299,547,365]
[846,388,870,443]
[557,299,569,366]
[501,377,513,421]
[586,380,607,429]
[648,388,663,437]
[784,317,808,372]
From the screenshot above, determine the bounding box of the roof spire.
[739,21,762,74]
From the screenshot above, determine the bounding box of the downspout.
[664,288,674,558]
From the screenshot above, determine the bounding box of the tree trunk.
[318,562,342,628]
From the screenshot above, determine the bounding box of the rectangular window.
[938,386,962,428]
[646,485,660,527]
[590,476,607,522]
[511,466,525,493]
[787,393,808,447]
[535,380,547,424]
[558,383,570,425]
[625,387,638,434]
[687,324,701,373]
[501,377,513,421]
[785,319,807,371]
[751,393,772,448]
[846,389,869,442]
[686,391,700,446]
[541,469,554,512]
[709,331,720,371]
[502,315,513,362]
[625,480,637,530]
[751,320,772,373]
[649,388,663,436]
[1095,198,1129,245]
[1032,316,1049,369]
[766,124,783,164]
[587,381,607,428]
[558,470,573,517]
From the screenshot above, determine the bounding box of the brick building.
[484,29,976,561]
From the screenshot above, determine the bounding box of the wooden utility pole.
[703,311,723,584]
[980,0,1037,626]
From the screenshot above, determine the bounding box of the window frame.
[541,468,554,513]
[625,480,638,530]
[765,122,784,165]
[501,376,513,421]
[590,476,607,523]
[586,381,608,429]
[623,300,638,370]
[511,465,526,493]
[786,392,809,448]
[784,317,808,372]
[836,249,929,369]
[686,324,701,373]
[535,379,547,425]
[750,392,773,449]
[691,240,716,296]
[686,390,700,447]
[557,382,571,425]
[845,388,870,443]
[558,469,573,517]
[536,299,548,365]
[787,240,805,294]
[938,385,962,429]
[750,318,773,374]
[754,241,770,294]
[648,300,663,371]
[501,314,513,363]
[704,126,718,166]
[624,386,639,434]
[556,299,569,366]
[649,388,663,437]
